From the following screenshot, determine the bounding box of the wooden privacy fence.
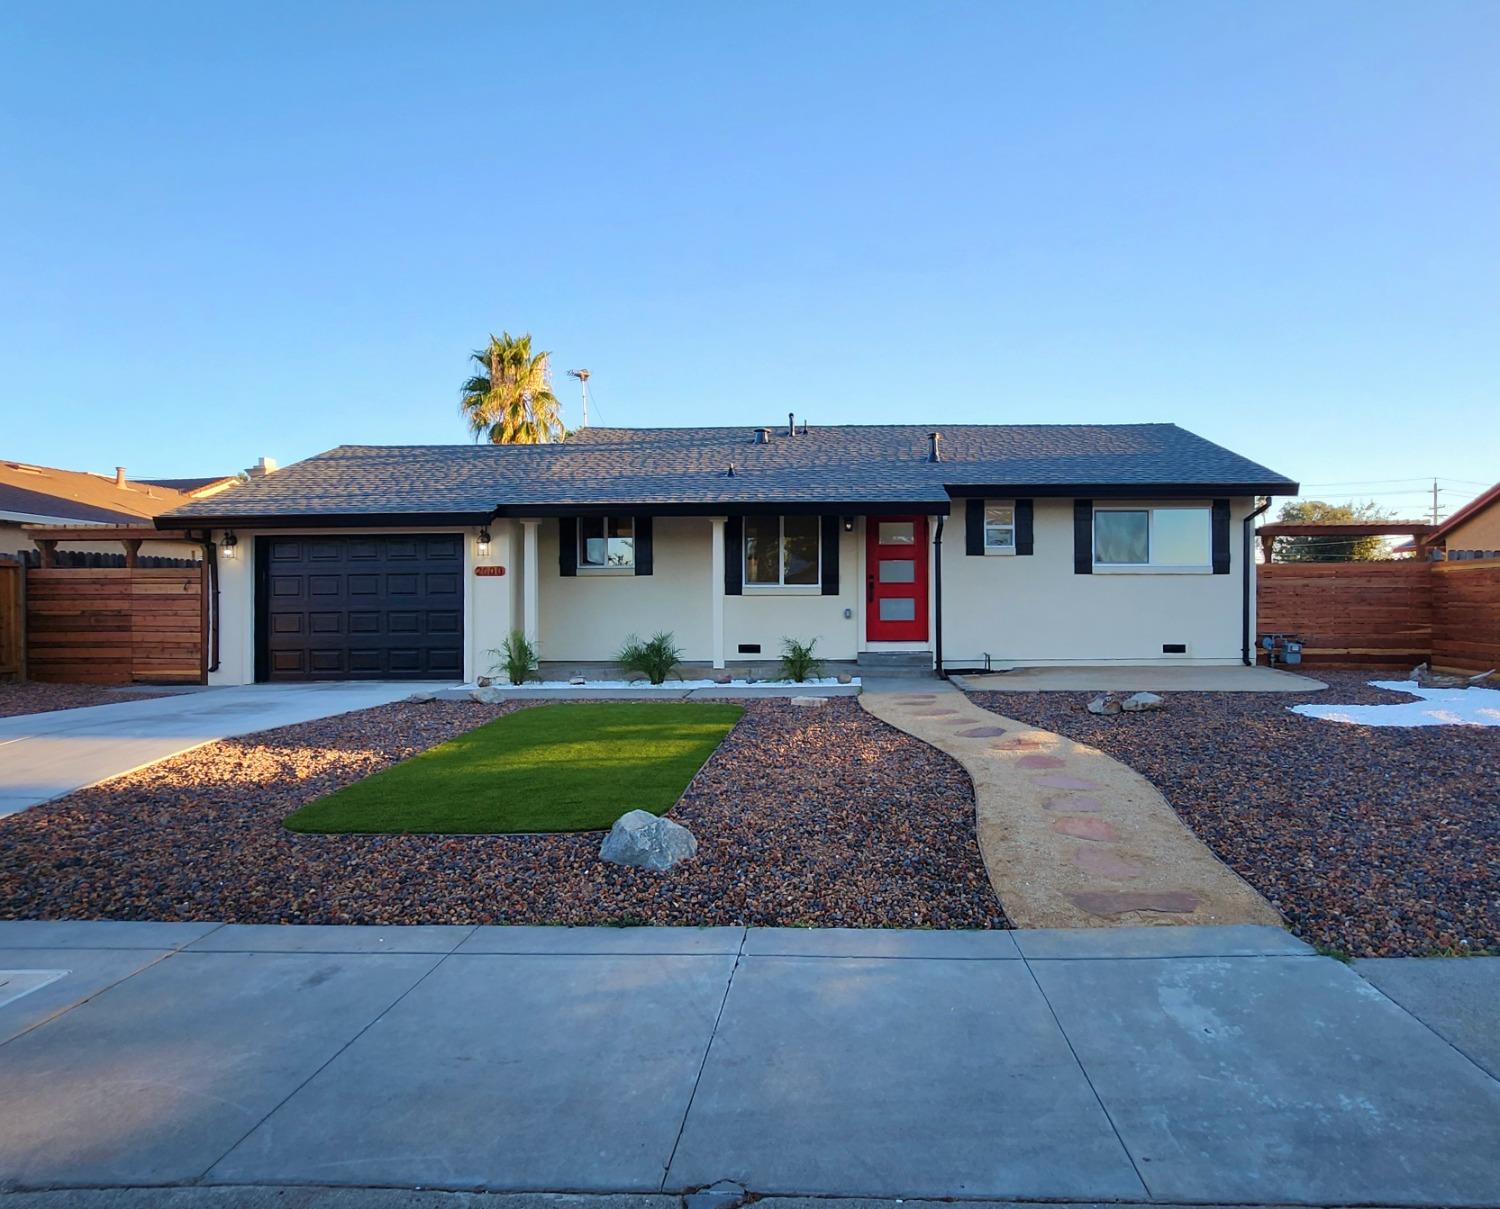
[0,558,22,681]
[1258,558,1500,672]
[26,566,206,684]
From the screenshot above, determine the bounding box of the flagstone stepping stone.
[956,725,1007,738]
[897,695,938,703]
[913,708,960,717]
[1042,795,1105,813]
[1033,774,1104,791]
[1051,817,1120,842]
[993,738,1044,750]
[1067,890,1200,917]
[1073,847,1144,879]
[1015,754,1066,770]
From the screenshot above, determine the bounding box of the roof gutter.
[1242,496,1273,666]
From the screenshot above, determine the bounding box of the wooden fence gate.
[0,558,22,681]
[25,566,206,684]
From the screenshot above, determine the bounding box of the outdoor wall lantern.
[221,531,238,560]
[842,516,855,532]
[476,528,492,559]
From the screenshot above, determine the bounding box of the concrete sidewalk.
[0,922,1496,1205]
[0,682,452,816]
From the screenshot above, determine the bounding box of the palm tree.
[459,332,564,444]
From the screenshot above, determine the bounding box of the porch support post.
[521,519,541,647]
[710,516,726,669]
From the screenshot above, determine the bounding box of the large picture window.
[744,515,820,587]
[578,516,635,569]
[1094,507,1210,568]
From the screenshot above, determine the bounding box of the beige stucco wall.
[940,497,1256,666]
[1444,505,1500,553]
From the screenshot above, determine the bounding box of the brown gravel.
[0,697,1005,929]
[969,671,1500,957]
[0,682,175,718]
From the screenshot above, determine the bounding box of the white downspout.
[710,516,726,669]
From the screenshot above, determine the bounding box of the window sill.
[743,584,823,596]
[577,567,635,576]
[983,548,1016,557]
[1092,565,1212,575]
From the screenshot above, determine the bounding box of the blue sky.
[2,2,1496,518]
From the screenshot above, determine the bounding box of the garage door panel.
[258,534,464,682]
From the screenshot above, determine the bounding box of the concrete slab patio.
[0,922,1496,1205]
[0,681,453,816]
[951,664,1326,692]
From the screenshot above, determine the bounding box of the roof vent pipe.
[754,427,771,444]
[114,466,127,487]
[928,431,942,463]
[726,462,737,478]
[788,412,795,437]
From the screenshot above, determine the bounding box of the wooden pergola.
[1254,520,1436,563]
[20,524,205,566]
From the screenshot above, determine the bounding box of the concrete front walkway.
[952,664,1326,692]
[0,682,451,816]
[861,681,1280,928]
[0,922,1496,1205]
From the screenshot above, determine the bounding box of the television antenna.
[566,368,591,428]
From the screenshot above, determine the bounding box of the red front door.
[866,516,929,641]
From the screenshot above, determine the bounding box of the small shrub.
[778,636,825,683]
[617,631,683,685]
[490,630,540,685]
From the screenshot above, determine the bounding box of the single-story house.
[159,422,1299,683]
[1,460,237,561]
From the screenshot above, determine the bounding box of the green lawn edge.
[282,701,744,836]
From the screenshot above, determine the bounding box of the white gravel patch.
[1291,680,1500,728]
[471,677,857,691]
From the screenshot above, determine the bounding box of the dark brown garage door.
[255,534,464,681]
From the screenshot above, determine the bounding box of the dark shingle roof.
[161,424,1298,524]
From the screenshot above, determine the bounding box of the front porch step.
[856,651,936,679]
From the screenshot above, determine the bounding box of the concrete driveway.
[0,922,1495,1204]
[0,682,450,816]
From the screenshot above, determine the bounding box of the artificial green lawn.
[282,701,744,835]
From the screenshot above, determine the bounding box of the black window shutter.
[965,499,984,555]
[634,516,654,576]
[724,516,743,595]
[1016,499,1034,556]
[1211,499,1231,574]
[1073,499,1093,574]
[820,515,839,595]
[558,517,578,577]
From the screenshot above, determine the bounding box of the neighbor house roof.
[160,423,1299,526]
[0,461,203,527]
[136,475,239,496]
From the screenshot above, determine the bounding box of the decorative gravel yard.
[0,697,1005,929]
[969,671,1500,957]
[0,682,172,718]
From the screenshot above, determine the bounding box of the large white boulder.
[599,809,698,871]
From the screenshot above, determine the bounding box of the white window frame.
[577,515,635,572]
[1093,505,1213,574]
[983,501,1016,555]
[744,514,822,590]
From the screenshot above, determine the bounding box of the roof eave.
[942,480,1300,498]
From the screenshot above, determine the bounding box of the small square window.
[1095,510,1149,565]
[579,517,634,568]
[984,503,1015,553]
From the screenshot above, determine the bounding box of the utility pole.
[1432,478,1440,525]
[567,368,590,429]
